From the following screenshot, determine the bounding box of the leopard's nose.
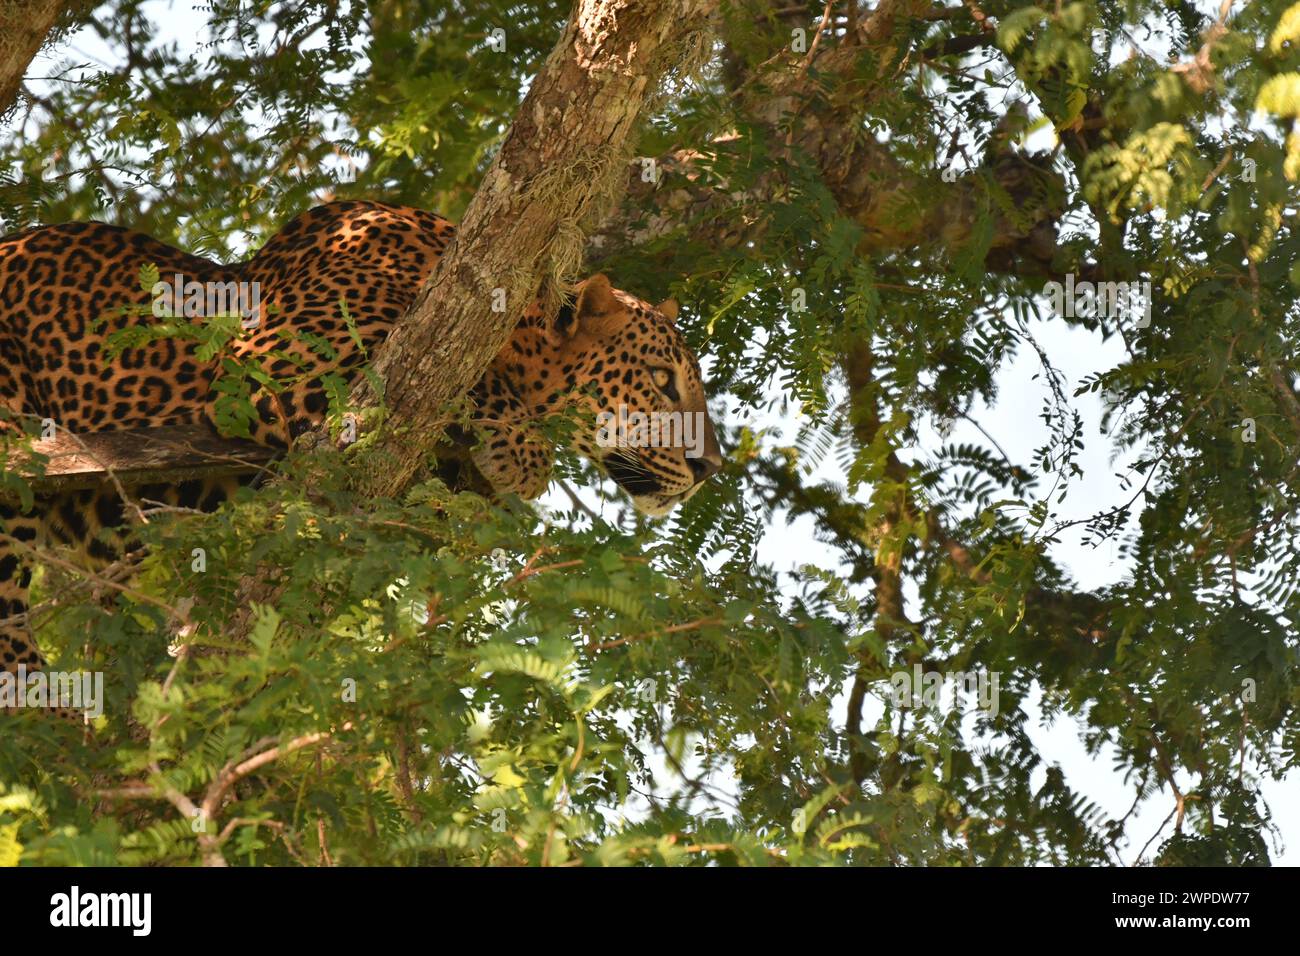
[688,452,722,484]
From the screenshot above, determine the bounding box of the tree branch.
[591,0,1064,275]
[345,0,719,500]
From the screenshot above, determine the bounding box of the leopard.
[0,199,722,694]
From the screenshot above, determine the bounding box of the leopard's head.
[474,274,723,515]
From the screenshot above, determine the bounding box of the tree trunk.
[347,0,718,500]
[0,0,71,119]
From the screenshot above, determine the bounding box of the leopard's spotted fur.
[0,200,721,701]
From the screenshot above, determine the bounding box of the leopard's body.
[0,199,720,687]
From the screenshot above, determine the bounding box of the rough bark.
[0,0,72,119]
[346,0,718,500]
[0,425,274,501]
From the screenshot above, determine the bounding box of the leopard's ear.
[576,273,617,321]
[655,297,679,323]
[550,274,622,344]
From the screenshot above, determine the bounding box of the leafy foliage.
[1,0,1297,865]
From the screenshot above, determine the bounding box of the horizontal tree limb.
[1,424,277,501]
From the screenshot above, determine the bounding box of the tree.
[0,0,1295,866]
[0,0,76,118]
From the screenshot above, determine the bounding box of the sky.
[16,0,1296,864]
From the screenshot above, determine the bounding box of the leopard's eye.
[650,366,680,401]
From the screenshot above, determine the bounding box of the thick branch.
[0,425,275,502]
[346,0,717,500]
[843,339,914,787]
[0,0,74,118]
